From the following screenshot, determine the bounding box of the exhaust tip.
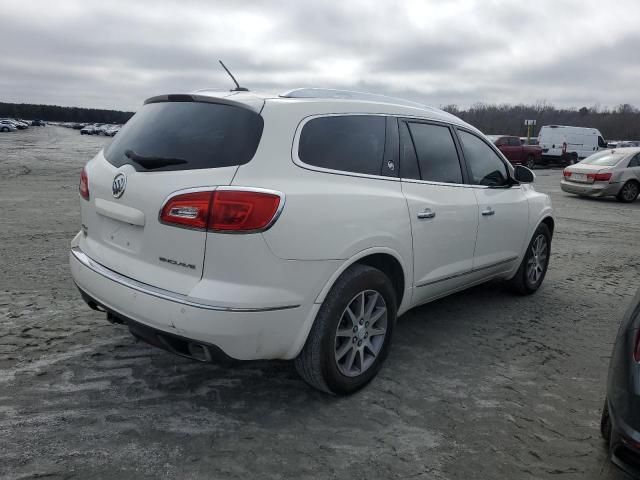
[188,343,212,362]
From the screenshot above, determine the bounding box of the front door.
[398,120,479,305]
[456,129,529,276]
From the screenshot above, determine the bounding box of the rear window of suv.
[104,101,264,171]
[298,115,386,176]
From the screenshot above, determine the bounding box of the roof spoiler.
[144,93,264,113]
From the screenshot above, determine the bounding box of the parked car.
[12,119,28,129]
[104,125,121,136]
[487,135,543,168]
[561,148,640,203]
[31,119,46,126]
[81,124,102,135]
[520,137,539,146]
[0,120,17,132]
[72,123,86,130]
[617,141,640,148]
[1,118,26,130]
[95,124,113,135]
[70,88,554,394]
[601,287,640,477]
[539,125,607,165]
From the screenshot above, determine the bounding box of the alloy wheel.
[621,182,638,202]
[526,234,548,285]
[334,290,387,377]
[526,156,535,169]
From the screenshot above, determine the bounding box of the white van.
[538,125,607,164]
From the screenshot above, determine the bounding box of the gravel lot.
[1,126,639,480]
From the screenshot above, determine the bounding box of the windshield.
[580,151,625,166]
[104,101,264,172]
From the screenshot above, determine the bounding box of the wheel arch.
[314,247,410,311]
[285,247,410,360]
[540,215,555,236]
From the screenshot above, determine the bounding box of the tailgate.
[78,152,238,294]
[76,98,264,295]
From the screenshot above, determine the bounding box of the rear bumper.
[560,180,621,197]
[77,287,235,364]
[70,242,320,361]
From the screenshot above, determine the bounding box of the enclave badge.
[112,173,126,198]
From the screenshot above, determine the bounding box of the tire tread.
[294,264,395,394]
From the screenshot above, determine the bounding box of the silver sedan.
[561,147,640,203]
[0,120,18,132]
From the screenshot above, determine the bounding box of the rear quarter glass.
[104,101,264,172]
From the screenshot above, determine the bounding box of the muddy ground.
[1,126,639,479]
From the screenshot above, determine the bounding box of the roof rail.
[280,88,429,110]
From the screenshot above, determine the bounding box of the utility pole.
[525,119,537,144]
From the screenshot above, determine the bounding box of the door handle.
[417,208,436,219]
[482,207,495,216]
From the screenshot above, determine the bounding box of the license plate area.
[570,173,590,183]
[100,217,144,253]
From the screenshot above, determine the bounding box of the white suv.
[70,88,554,394]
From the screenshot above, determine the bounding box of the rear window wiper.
[124,149,188,169]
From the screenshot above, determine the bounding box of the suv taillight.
[587,172,612,182]
[159,189,283,233]
[159,191,212,229]
[79,167,90,200]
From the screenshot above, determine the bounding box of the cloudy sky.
[2,0,639,112]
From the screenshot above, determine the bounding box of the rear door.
[78,98,264,295]
[456,129,529,275]
[398,119,479,304]
[626,153,640,182]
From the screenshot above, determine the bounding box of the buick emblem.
[112,173,127,198]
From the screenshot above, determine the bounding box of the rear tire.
[1,127,8,132]
[294,264,397,394]
[526,154,536,169]
[617,180,639,203]
[508,223,551,295]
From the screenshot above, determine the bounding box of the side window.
[398,121,420,180]
[407,122,463,183]
[508,137,520,146]
[598,136,607,148]
[458,130,509,187]
[629,154,640,168]
[298,115,386,175]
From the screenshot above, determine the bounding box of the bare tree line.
[0,102,133,125]
[2,100,639,141]
[442,102,640,140]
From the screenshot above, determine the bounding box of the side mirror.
[513,165,535,183]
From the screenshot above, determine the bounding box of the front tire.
[508,223,551,295]
[617,180,639,203]
[1,127,8,132]
[295,264,397,394]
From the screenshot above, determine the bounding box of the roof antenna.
[218,60,249,92]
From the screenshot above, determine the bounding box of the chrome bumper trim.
[70,246,300,312]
